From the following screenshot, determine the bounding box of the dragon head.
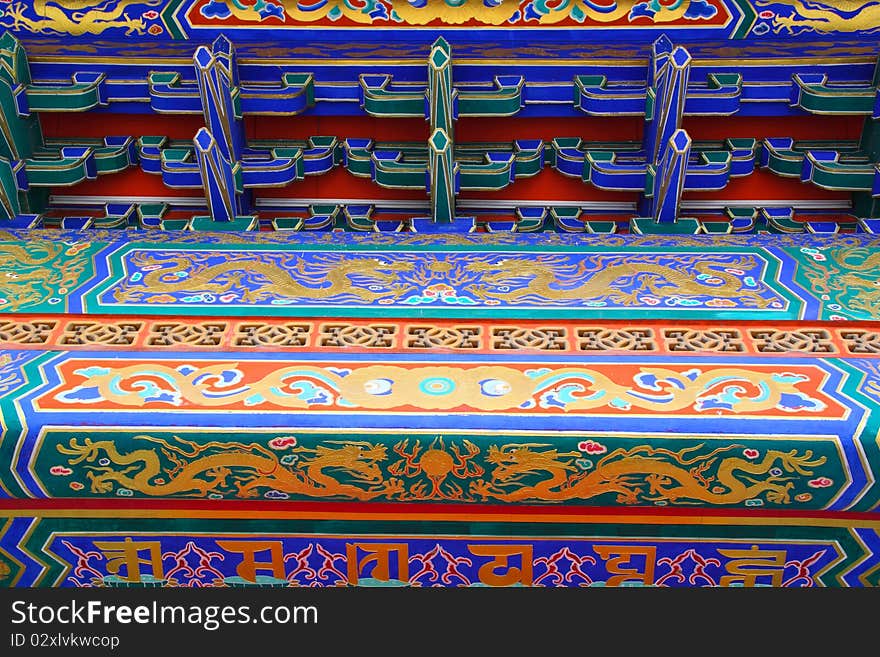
[312,442,388,483]
[486,443,576,482]
[465,258,540,283]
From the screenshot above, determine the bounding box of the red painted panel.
[457,116,644,143]
[246,115,428,142]
[41,113,206,140]
[684,115,864,141]
[259,165,428,201]
[461,168,635,203]
[685,168,851,202]
[56,167,197,198]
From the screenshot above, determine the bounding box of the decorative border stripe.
[4,315,880,357]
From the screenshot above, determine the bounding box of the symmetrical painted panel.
[2,511,878,587]
[3,1,880,41]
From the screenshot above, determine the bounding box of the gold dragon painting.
[51,434,833,507]
[756,1,880,34]
[0,0,163,36]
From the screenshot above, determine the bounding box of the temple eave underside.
[1,0,880,587]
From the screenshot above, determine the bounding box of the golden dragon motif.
[756,0,880,34]
[465,255,777,308]
[1,0,161,36]
[57,435,406,500]
[0,241,91,311]
[54,435,830,507]
[114,252,415,304]
[800,247,880,317]
[213,0,708,27]
[471,443,828,505]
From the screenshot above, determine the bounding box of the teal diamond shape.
[429,128,451,153]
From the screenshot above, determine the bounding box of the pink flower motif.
[578,440,607,455]
[743,449,759,459]
[143,10,159,19]
[808,477,833,488]
[269,436,297,450]
[706,299,737,308]
[50,466,73,476]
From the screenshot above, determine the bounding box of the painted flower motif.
[148,25,164,35]
[743,449,759,459]
[808,477,833,488]
[258,2,285,20]
[269,436,298,450]
[50,466,73,476]
[705,299,736,308]
[795,493,812,502]
[578,440,606,455]
[65,243,90,256]
[69,482,84,491]
[143,10,159,19]
[145,294,177,303]
[200,0,233,19]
